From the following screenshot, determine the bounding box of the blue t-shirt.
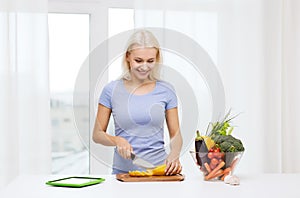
[99,79,178,174]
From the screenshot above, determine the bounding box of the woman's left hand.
[165,155,182,176]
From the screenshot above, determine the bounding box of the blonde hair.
[121,29,162,80]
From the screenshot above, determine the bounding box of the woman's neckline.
[121,79,158,96]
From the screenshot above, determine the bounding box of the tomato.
[207,152,214,159]
[210,158,219,166]
[213,152,222,159]
[219,152,225,158]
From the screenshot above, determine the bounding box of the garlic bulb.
[224,175,240,185]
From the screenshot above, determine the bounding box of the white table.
[1,173,299,198]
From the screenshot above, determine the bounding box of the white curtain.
[282,0,300,173]
[0,0,50,187]
[134,0,300,174]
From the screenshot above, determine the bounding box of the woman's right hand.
[114,136,133,159]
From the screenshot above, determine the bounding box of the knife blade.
[130,153,156,169]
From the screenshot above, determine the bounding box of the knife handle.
[130,152,136,160]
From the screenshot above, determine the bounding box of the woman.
[93,29,183,175]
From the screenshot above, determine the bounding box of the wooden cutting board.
[116,173,185,182]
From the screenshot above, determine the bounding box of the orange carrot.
[204,162,212,173]
[215,169,224,177]
[221,172,230,181]
[205,161,225,180]
[223,167,232,175]
[208,169,224,180]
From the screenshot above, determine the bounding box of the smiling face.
[126,47,158,82]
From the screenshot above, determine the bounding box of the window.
[48,13,89,174]
[108,8,134,81]
[48,7,134,174]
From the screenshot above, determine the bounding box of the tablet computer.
[46,176,105,188]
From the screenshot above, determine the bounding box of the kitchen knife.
[130,153,156,169]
